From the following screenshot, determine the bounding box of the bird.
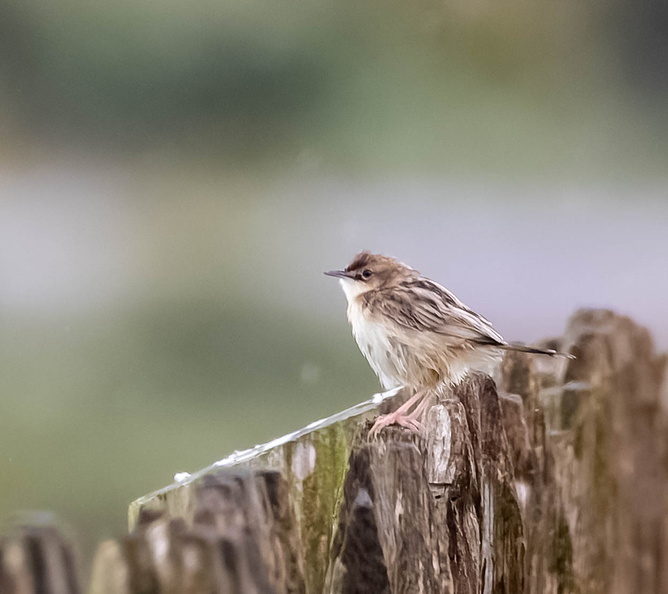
[324,251,573,435]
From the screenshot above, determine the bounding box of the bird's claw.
[369,412,424,437]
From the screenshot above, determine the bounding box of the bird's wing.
[366,277,505,345]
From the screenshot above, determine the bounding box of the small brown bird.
[325,251,572,434]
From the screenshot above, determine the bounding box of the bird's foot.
[369,411,424,437]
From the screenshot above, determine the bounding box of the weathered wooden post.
[2,309,668,593]
[0,519,81,594]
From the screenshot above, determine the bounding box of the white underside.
[341,278,501,390]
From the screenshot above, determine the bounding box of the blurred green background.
[1,0,667,571]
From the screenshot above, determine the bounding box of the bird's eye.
[362,269,373,279]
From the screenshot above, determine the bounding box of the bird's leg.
[369,388,430,437]
[403,390,435,424]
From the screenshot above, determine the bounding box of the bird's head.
[324,251,417,301]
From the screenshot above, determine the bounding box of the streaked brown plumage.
[325,251,571,433]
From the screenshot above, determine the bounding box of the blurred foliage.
[0,0,666,172]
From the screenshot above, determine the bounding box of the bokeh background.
[1,0,667,569]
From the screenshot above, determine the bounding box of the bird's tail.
[501,343,575,359]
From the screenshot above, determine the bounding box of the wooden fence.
[1,309,667,593]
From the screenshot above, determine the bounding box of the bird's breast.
[346,300,385,357]
[347,300,409,388]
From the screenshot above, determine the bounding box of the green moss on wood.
[298,421,352,593]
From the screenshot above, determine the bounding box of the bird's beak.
[324,269,353,279]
